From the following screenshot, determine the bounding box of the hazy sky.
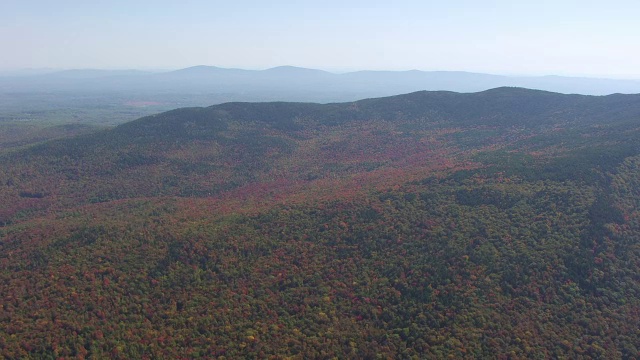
[2,0,639,77]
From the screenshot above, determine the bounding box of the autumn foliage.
[1,89,640,358]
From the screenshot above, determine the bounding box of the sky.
[1,0,639,77]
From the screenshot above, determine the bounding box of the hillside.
[1,88,640,358]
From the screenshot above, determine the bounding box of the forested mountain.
[1,88,640,358]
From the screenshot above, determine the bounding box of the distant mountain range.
[3,66,640,126]
[2,65,640,100]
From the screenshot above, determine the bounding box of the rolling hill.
[1,88,640,358]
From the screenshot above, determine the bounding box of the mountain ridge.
[4,66,640,127]
[2,87,640,357]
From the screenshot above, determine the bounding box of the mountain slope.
[3,87,640,221]
[1,88,640,358]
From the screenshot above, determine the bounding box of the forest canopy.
[1,88,639,358]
